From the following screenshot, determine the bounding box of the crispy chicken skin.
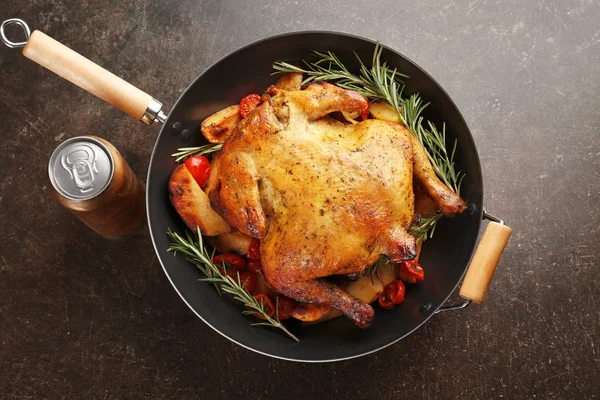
[205,82,465,328]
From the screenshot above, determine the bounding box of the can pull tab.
[0,18,31,48]
[61,144,99,194]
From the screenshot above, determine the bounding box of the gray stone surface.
[1,0,599,398]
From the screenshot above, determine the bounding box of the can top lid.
[48,136,114,201]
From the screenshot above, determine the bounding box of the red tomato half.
[247,259,262,274]
[276,296,299,320]
[399,260,424,282]
[378,280,406,308]
[213,254,246,278]
[184,155,211,188]
[361,99,370,120]
[253,294,275,319]
[239,94,261,118]
[247,238,261,261]
[238,271,257,293]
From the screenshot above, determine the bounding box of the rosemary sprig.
[371,256,390,284]
[273,43,464,238]
[171,143,223,163]
[402,95,463,194]
[167,228,299,342]
[409,213,443,241]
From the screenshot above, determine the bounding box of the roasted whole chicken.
[202,81,466,328]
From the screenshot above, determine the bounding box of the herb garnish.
[171,143,223,163]
[167,228,299,342]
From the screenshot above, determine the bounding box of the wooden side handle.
[459,221,512,304]
[22,30,153,120]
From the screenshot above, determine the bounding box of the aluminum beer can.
[48,136,145,237]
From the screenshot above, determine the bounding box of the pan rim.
[146,29,483,362]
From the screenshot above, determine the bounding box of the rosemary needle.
[171,143,223,163]
[409,213,443,241]
[167,228,299,342]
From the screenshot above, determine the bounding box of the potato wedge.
[292,303,333,322]
[169,164,231,236]
[377,263,399,286]
[212,230,253,255]
[347,275,384,304]
[274,72,303,91]
[369,102,399,122]
[200,105,242,143]
[312,309,343,324]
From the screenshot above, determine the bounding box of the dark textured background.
[1,1,599,399]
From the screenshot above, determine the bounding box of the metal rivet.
[171,122,182,132]
[467,202,477,216]
[180,128,191,144]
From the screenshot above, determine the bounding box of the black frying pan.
[1,18,511,362]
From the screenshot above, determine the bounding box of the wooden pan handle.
[459,221,512,304]
[22,30,159,123]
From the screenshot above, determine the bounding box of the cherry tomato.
[399,260,424,282]
[247,238,261,260]
[184,155,211,188]
[398,268,417,284]
[378,280,406,308]
[253,294,275,319]
[247,259,262,274]
[276,296,299,320]
[238,271,257,293]
[361,99,370,120]
[213,253,246,269]
[239,94,261,118]
[213,254,246,278]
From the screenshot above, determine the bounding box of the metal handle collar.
[142,98,168,126]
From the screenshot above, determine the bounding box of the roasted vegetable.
[277,296,299,320]
[274,72,303,91]
[213,254,246,270]
[212,230,253,255]
[239,94,262,118]
[399,260,424,282]
[368,101,399,122]
[200,105,242,143]
[347,275,384,304]
[184,155,211,188]
[168,164,231,236]
[379,280,405,308]
[377,262,399,286]
[252,294,275,319]
[292,303,333,322]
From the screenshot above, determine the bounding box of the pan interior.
[147,32,483,362]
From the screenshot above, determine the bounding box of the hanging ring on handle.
[1,18,31,48]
